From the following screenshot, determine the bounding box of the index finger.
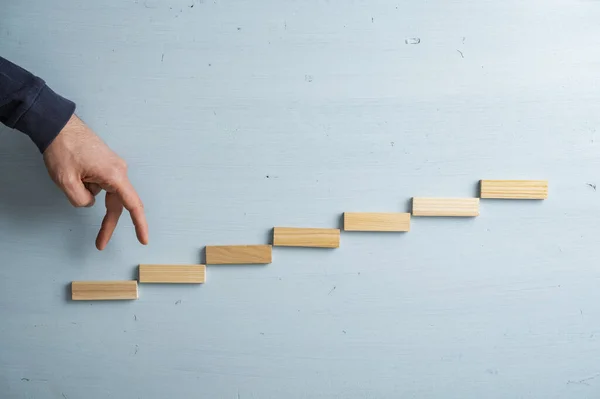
[114,177,149,245]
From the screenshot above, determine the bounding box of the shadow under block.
[412,198,480,217]
[139,264,206,283]
[205,245,272,264]
[480,180,548,199]
[71,281,138,301]
[343,212,411,232]
[273,227,340,248]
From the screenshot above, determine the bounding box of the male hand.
[43,115,149,250]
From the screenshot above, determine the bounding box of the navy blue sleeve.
[0,56,76,153]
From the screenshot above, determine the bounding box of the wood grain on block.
[71,281,138,301]
[480,180,548,199]
[205,245,272,264]
[412,198,480,217]
[139,264,206,283]
[344,212,411,232]
[273,227,340,248]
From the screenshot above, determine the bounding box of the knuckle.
[72,197,91,208]
[108,167,125,183]
[68,192,93,208]
[58,173,78,189]
[116,159,128,172]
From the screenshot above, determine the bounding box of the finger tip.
[136,230,149,246]
[95,238,106,251]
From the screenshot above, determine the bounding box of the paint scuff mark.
[568,373,600,386]
[405,37,420,45]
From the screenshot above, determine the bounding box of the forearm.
[0,56,75,152]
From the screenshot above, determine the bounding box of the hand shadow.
[0,128,98,263]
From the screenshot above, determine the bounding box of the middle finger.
[95,192,124,250]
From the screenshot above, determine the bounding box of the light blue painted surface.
[2,0,600,397]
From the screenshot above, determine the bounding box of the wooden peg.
[205,245,272,264]
[273,227,340,248]
[139,264,206,283]
[343,212,410,232]
[71,281,138,301]
[412,198,479,217]
[480,180,548,199]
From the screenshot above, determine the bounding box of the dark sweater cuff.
[14,84,76,153]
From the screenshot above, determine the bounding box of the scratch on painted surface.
[567,373,600,386]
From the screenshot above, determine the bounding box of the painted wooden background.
[1,0,600,397]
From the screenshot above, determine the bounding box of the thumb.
[61,176,95,208]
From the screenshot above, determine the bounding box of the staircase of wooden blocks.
[71,179,548,300]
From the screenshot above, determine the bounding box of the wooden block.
[343,212,411,232]
[71,281,138,301]
[412,198,480,217]
[273,227,340,248]
[205,245,272,264]
[139,264,206,283]
[480,180,548,199]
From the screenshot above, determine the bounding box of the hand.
[43,114,149,250]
